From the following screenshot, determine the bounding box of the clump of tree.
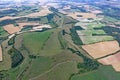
[8,36,15,45]
[70,27,83,45]
[8,47,24,68]
[68,48,100,73]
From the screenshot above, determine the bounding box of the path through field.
[30,61,73,80]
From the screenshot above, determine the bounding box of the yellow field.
[17,22,40,29]
[67,12,96,19]
[98,52,120,71]
[82,40,120,59]
[26,7,52,17]
[0,45,2,61]
[3,24,21,34]
[0,16,19,21]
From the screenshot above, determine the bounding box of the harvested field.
[33,25,52,30]
[17,22,40,29]
[26,7,52,17]
[91,10,103,14]
[3,22,41,34]
[67,12,96,19]
[98,52,120,71]
[0,45,2,61]
[82,40,120,59]
[0,16,19,21]
[3,24,21,34]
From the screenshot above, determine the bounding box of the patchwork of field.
[76,22,114,44]
[3,22,51,34]
[71,66,120,80]
[0,45,2,61]
[98,52,120,71]
[82,40,120,59]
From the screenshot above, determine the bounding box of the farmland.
[82,40,120,59]
[0,0,120,80]
[3,24,21,34]
[71,66,120,80]
[98,52,120,71]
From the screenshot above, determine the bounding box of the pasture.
[71,66,120,80]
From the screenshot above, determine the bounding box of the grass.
[104,16,118,23]
[23,30,53,55]
[87,22,105,30]
[71,66,120,80]
[79,30,106,36]
[0,27,8,37]
[39,29,64,56]
[22,56,53,80]
[0,39,11,71]
[80,36,114,44]
[33,61,79,80]
[76,21,114,44]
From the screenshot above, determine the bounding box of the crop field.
[98,52,120,71]
[82,40,120,59]
[3,24,21,34]
[77,30,106,36]
[78,35,114,44]
[0,16,19,22]
[76,21,114,44]
[67,12,96,19]
[71,66,120,80]
[17,22,40,29]
[77,29,114,44]
[26,7,52,17]
[0,45,2,61]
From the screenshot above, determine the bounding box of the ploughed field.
[98,52,120,71]
[82,40,120,59]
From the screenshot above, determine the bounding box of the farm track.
[30,61,73,80]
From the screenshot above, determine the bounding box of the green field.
[87,22,105,30]
[23,30,53,55]
[33,61,79,80]
[80,36,114,44]
[0,27,8,37]
[76,22,114,44]
[71,66,120,80]
[78,30,106,36]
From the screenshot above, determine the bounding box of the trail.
[30,61,73,80]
